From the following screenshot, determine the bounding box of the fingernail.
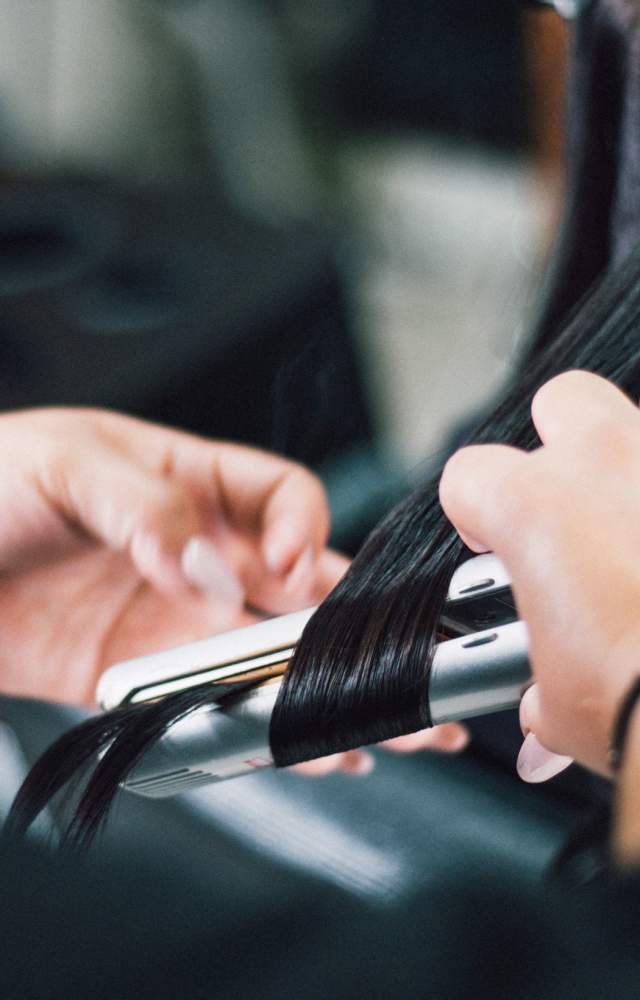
[284,544,314,595]
[181,536,244,605]
[516,733,573,784]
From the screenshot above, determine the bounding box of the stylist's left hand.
[0,408,346,705]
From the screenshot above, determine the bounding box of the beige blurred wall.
[0,1,317,214]
[0,0,194,179]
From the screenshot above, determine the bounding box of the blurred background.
[0,0,590,920]
[0,0,568,547]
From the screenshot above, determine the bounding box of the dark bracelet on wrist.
[609,677,640,772]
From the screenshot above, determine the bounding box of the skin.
[0,407,464,779]
[438,370,640,859]
[614,707,640,865]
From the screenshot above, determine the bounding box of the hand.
[0,407,345,704]
[439,370,640,778]
[0,408,464,777]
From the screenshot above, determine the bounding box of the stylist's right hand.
[439,370,640,780]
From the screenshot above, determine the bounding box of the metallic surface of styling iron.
[97,554,530,799]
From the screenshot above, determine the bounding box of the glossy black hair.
[6,0,639,846]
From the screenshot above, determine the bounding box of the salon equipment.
[528,0,592,18]
[337,1,529,151]
[97,554,530,798]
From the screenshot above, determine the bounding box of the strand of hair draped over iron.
[6,0,640,846]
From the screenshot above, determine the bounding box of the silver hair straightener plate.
[97,553,530,798]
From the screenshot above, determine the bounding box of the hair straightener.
[97,553,530,799]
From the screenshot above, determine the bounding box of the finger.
[237,547,349,617]
[517,686,572,783]
[519,682,542,737]
[100,416,332,577]
[257,462,330,576]
[532,370,638,445]
[380,723,469,754]
[275,545,348,610]
[292,750,375,777]
[309,550,350,602]
[439,443,530,556]
[338,749,376,775]
[194,443,330,574]
[42,442,240,600]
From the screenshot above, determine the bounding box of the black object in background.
[2,827,640,999]
[333,0,529,149]
[0,177,373,471]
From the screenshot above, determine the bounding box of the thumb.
[517,685,572,784]
[44,442,242,600]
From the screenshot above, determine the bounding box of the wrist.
[612,688,640,867]
[596,624,640,774]
[609,677,640,773]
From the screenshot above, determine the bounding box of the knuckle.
[41,437,94,500]
[42,442,76,495]
[26,406,104,435]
